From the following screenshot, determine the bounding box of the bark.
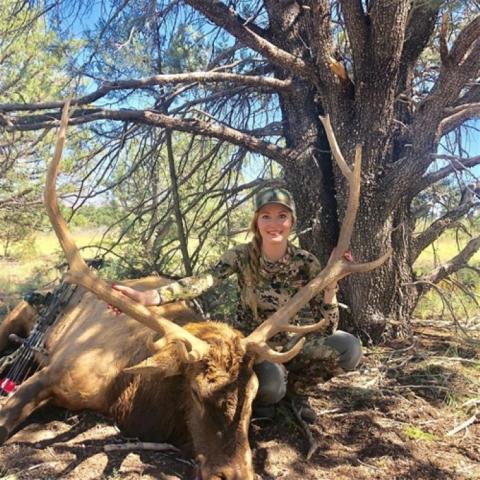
[342,199,419,341]
[263,1,339,262]
[0,108,289,163]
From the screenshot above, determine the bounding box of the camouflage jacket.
[157,243,339,338]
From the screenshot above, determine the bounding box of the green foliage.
[0,0,74,104]
[0,209,41,258]
[107,130,255,277]
[0,1,80,266]
[0,0,275,293]
[403,425,437,442]
[66,204,120,229]
[165,24,209,72]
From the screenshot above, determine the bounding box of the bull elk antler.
[45,100,210,362]
[241,115,391,363]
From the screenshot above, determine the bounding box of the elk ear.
[124,343,184,378]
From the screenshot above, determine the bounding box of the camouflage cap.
[254,187,295,213]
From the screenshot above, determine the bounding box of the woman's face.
[256,203,293,246]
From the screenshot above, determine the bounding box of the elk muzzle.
[195,453,256,480]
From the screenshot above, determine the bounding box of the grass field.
[414,232,480,320]
[0,228,108,302]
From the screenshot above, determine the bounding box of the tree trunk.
[279,80,339,262]
[341,199,420,342]
[266,1,427,342]
[277,81,421,342]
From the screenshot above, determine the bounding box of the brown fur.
[0,277,258,480]
[0,301,37,352]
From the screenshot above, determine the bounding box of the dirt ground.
[0,319,479,480]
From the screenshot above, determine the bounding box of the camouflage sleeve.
[156,247,240,303]
[304,252,339,334]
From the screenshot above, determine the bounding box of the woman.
[112,188,362,418]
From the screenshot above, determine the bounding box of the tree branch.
[244,121,283,137]
[386,16,480,209]
[413,155,480,195]
[439,102,480,136]
[0,72,291,113]
[412,201,479,261]
[455,83,480,107]
[447,15,480,67]
[339,0,368,74]
[165,129,192,276]
[422,15,480,110]
[304,0,351,88]
[439,12,449,65]
[420,235,480,285]
[184,0,316,80]
[396,0,441,94]
[0,108,290,164]
[369,0,411,67]
[0,188,34,208]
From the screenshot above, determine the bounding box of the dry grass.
[0,229,107,301]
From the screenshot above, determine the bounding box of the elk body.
[0,102,389,479]
[0,278,259,479]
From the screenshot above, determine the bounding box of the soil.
[0,320,479,480]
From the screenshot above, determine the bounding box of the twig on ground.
[316,408,341,415]
[462,398,480,409]
[170,456,195,467]
[289,399,318,460]
[428,356,479,365]
[446,414,477,436]
[393,384,450,391]
[104,441,180,452]
[356,458,381,470]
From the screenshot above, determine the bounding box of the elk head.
[45,101,389,479]
[125,321,258,480]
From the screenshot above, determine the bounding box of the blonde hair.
[243,212,262,320]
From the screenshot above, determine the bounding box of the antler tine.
[319,114,352,181]
[45,99,90,275]
[242,116,391,364]
[247,338,307,364]
[336,145,361,257]
[320,115,361,259]
[45,101,210,363]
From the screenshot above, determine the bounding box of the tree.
[1,0,479,341]
[0,0,76,238]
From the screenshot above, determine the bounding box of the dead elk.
[0,279,259,479]
[0,102,389,479]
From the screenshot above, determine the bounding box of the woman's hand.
[328,247,354,264]
[107,284,161,315]
[324,248,354,296]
